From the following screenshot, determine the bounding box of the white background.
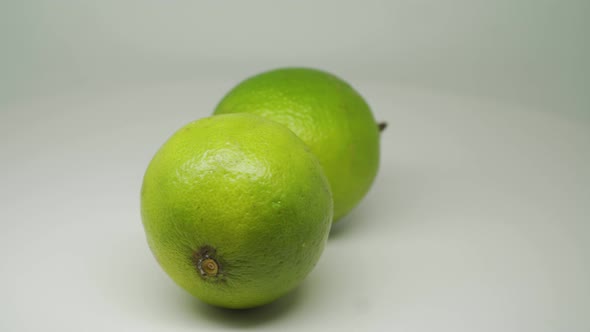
[1,1,589,331]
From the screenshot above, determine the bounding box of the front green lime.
[141,113,333,309]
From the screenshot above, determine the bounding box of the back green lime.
[215,67,380,222]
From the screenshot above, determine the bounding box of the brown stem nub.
[200,258,219,277]
[193,245,222,280]
[378,122,388,132]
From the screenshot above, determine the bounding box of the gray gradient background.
[1,1,589,331]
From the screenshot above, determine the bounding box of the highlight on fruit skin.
[141,113,333,309]
[214,67,381,222]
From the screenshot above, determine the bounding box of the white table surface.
[1,79,589,332]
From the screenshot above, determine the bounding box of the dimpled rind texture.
[141,113,333,309]
[214,68,380,222]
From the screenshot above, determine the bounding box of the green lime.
[141,113,333,309]
[214,67,380,222]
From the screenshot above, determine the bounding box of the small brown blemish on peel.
[378,122,387,132]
